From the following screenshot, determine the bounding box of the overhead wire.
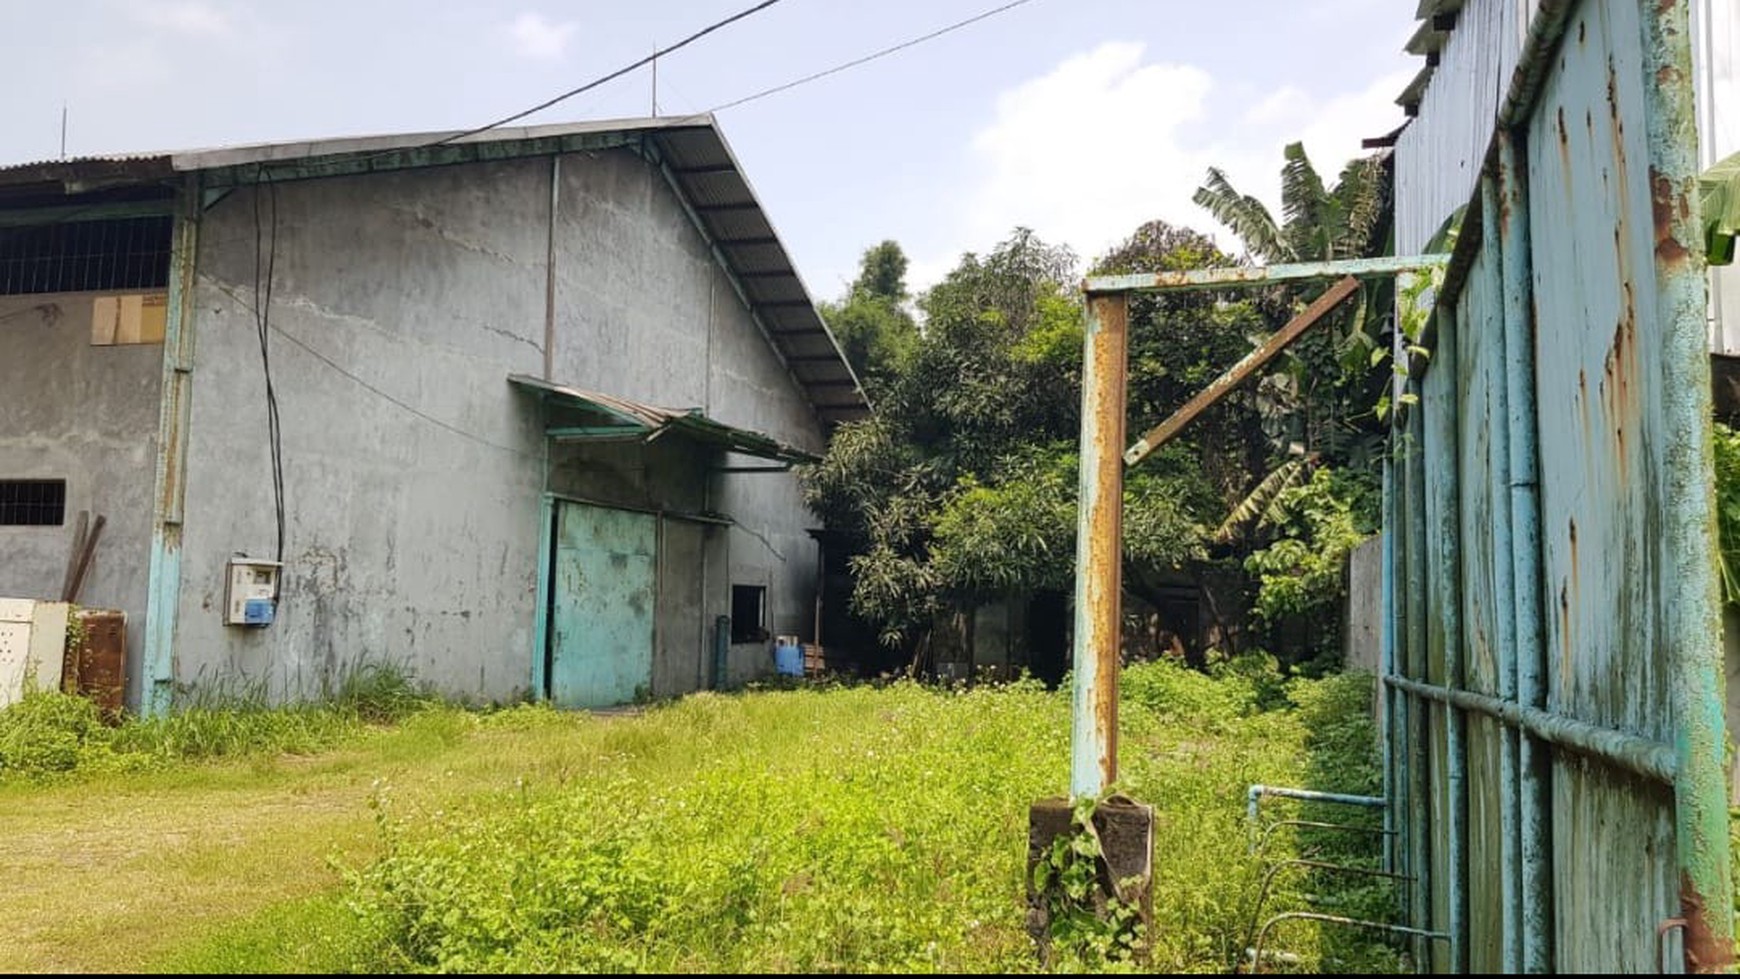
[430,0,788,147]
[708,0,1044,113]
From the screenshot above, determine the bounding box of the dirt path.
[0,714,596,973]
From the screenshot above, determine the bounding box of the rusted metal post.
[1642,0,1736,970]
[1070,292,1128,799]
[1403,394,1432,964]
[1497,130,1550,974]
[1379,459,1397,878]
[1479,171,1524,975]
[1425,303,1467,975]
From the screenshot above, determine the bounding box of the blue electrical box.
[243,598,275,626]
[225,558,281,628]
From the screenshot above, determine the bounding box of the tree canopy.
[805,144,1394,673]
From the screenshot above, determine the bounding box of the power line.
[709,0,1044,113]
[436,0,788,146]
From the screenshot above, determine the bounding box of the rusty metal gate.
[1384,0,1733,971]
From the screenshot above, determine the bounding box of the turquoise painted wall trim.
[142,173,201,719]
[531,492,555,701]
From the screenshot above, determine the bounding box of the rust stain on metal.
[1558,583,1572,685]
[70,609,127,722]
[1568,518,1579,605]
[157,388,184,514]
[1679,874,1736,972]
[1081,293,1128,791]
[1652,169,1693,263]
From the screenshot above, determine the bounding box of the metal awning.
[509,374,817,464]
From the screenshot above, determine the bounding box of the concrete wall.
[0,293,160,697]
[542,148,824,689]
[174,147,824,703]
[1343,533,1383,676]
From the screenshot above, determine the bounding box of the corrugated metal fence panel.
[1527,2,1679,968]
[1423,327,1457,972]
[1456,243,1509,974]
[1395,0,1517,254]
[1391,0,1732,970]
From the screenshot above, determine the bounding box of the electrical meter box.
[224,558,281,627]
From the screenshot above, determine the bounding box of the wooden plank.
[64,514,105,605]
[1123,275,1361,467]
[60,510,88,601]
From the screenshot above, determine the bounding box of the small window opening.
[0,216,173,296]
[0,480,66,526]
[731,584,767,644]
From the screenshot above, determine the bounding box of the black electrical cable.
[251,165,286,573]
[709,0,1043,113]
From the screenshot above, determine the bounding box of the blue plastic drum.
[773,636,804,676]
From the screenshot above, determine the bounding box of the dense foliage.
[1713,421,1740,605]
[806,143,1394,668]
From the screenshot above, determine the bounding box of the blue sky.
[1,0,1420,296]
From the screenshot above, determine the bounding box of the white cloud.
[132,1,234,37]
[959,42,1216,273]
[915,43,1414,287]
[1242,68,1416,204]
[506,12,578,60]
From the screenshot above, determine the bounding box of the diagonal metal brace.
[1124,276,1361,468]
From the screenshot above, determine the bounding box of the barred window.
[0,216,172,296]
[0,480,66,526]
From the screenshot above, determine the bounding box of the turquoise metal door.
[550,502,655,708]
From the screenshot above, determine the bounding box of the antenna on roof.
[651,43,660,116]
[59,103,67,160]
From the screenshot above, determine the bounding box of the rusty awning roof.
[0,116,868,429]
[508,373,817,464]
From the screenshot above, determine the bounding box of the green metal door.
[550,502,655,708]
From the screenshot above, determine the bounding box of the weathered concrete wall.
[544,148,824,689]
[175,146,824,702]
[178,160,550,701]
[1344,533,1383,676]
[0,293,160,701]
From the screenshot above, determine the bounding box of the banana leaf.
[1701,150,1740,266]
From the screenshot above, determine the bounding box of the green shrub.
[0,690,108,776]
[0,660,436,781]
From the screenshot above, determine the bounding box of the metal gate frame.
[1064,0,1733,971]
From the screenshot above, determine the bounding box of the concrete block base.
[1025,795,1155,964]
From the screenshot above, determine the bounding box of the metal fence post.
[1641,0,1736,970]
[1497,129,1551,974]
[1070,292,1128,799]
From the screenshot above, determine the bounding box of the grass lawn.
[0,662,1393,974]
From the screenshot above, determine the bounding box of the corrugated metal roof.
[0,115,868,427]
[507,373,818,463]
